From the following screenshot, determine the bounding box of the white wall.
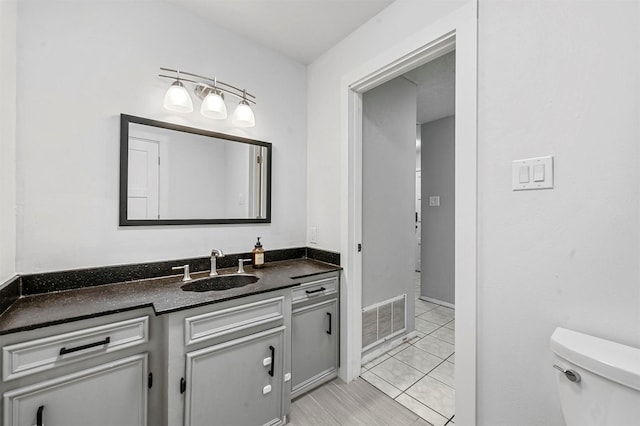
[307,0,469,251]
[477,1,640,425]
[362,76,417,327]
[0,0,17,283]
[421,116,455,305]
[15,0,307,273]
[307,0,640,425]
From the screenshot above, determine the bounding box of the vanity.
[0,113,341,425]
[0,256,341,426]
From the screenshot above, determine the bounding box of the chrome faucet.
[237,258,252,274]
[210,249,225,276]
[172,264,192,282]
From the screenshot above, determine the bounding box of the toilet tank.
[550,327,640,426]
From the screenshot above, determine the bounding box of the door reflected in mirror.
[120,115,271,225]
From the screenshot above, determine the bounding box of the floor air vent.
[362,294,406,351]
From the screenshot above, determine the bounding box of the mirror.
[120,114,271,225]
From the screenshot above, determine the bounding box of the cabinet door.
[3,354,147,426]
[184,326,285,426]
[291,298,338,396]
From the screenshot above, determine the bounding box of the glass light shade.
[231,100,255,127]
[200,90,227,119]
[163,80,193,112]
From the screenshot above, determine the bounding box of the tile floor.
[360,276,455,426]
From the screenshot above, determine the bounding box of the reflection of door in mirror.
[129,123,260,220]
[127,137,159,219]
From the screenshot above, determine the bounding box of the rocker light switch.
[518,166,530,183]
[533,164,545,182]
[512,156,554,190]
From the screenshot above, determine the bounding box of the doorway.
[339,3,477,425]
[359,51,457,426]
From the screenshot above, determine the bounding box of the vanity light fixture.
[231,91,256,128]
[159,67,256,127]
[163,70,194,113]
[200,81,227,119]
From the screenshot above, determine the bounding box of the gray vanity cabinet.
[164,290,291,426]
[0,310,154,426]
[184,327,285,426]
[291,273,340,399]
[3,354,147,426]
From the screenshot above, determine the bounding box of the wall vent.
[362,294,406,351]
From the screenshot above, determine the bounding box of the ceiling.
[403,50,455,125]
[166,0,395,64]
[165,0,453,126]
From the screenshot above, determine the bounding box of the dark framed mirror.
[119,114,271,226]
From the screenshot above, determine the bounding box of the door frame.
[338,3,477,424]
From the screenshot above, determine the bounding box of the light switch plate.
[512,156,553,190]
[429,196,440,207]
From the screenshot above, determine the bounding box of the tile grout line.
[388,348,455,391]
[395,391,451,424]
[360,297,455,426]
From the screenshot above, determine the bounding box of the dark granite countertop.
[0,259,341,335]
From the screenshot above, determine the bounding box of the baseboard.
[419,296,454,309]
[360,330,418,366]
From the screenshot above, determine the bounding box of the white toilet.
[550,327,640,426]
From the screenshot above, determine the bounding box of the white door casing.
[339,3,477,425]
[416,169,422,272]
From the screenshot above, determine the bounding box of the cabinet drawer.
[184,296,284,346]
[2,316,149,382]
[292,277,338,305]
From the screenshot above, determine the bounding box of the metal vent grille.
[361,294,406,351]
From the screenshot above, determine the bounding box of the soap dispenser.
[252,237,265,269]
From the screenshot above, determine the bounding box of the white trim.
[361,330,419,366]
[339,3,477,425]
[419,296,455,310]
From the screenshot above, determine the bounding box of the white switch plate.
[309,227,317,244]
[512,156,553,191]
[429,196,440,207]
